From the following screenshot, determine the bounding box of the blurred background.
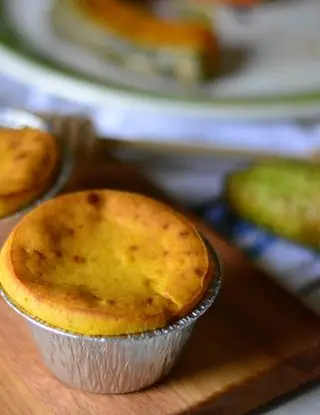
[1,0,320,204]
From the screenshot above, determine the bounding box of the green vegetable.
[227,160,320,249]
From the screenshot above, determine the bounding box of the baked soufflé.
[0,127,58,218]
[0,190,213,335]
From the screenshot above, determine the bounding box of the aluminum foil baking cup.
[0,108,73,246]
[1,238,221,394]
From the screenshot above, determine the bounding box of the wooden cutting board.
[1,142,320,415]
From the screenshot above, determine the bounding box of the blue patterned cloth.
[197,199,320,316]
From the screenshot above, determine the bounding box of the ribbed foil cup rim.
[1,229,221,342]
[0,108,74,220]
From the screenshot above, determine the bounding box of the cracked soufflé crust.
[0,190,213,336]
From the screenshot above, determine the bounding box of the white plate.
[1,0,320,119]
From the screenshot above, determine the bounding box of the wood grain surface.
[1,141,320,415]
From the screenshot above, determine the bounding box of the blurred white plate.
[1,0,320,119]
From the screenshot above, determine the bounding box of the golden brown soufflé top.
[0,190,213,335]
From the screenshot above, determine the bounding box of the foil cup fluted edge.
[1,237,221,342]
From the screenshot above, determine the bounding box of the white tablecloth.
[1,74,320,158]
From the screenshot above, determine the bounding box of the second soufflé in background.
[0,127,58,218]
